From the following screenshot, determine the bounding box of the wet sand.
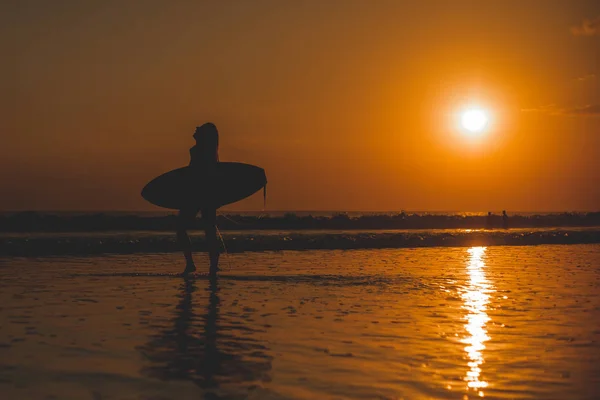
[1,245,599,399]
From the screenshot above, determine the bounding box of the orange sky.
[2,1,599,212]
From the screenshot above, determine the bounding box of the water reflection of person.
[138,276,272,395]
[177,123,220,276]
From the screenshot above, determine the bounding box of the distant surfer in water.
[177,123,220,276]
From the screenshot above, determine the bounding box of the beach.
[5,1,600,398]
[1,244,599,399]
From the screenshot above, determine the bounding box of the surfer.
[485,211,493,229]
[177,123,220,275]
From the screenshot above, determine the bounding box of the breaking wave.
[1,228,598,257]
[1,211,599,232]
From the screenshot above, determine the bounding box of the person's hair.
[194,123,219,161]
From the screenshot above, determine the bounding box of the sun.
[461,109,489,133]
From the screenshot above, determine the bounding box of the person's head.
[194,122,218,142]
[194,122,218,148]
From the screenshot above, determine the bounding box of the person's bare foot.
[182,262,197,275]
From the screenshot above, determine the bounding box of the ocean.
[1,211,599,399]
[1,246,599,399]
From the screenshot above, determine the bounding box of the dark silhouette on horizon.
[140,123,267,275]
[486,212,493,229]
[177,123,221,276]
[486,211,510,229]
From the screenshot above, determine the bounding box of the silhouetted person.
[485,212,493,229]
[502,210,509,229]
[177,123,220,275]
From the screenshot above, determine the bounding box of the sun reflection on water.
[461,246,493,396]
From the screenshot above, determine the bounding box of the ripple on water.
[0,246,599,399]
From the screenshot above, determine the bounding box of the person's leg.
[201,208,220,275]
[177,208,198,274]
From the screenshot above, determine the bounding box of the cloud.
[576,73,596,82]
[521,104,561,115]
[564,104,600,116]
[571,16,600,36]
[521,104,600,117]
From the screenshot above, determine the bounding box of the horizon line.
[1,209,599,214]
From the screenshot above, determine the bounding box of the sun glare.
[461,109,488,134]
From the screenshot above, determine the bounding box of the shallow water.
[1,245,599,399]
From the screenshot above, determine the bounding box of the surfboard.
[141,162,267,210]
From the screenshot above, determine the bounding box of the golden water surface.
[0,244,599,399]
